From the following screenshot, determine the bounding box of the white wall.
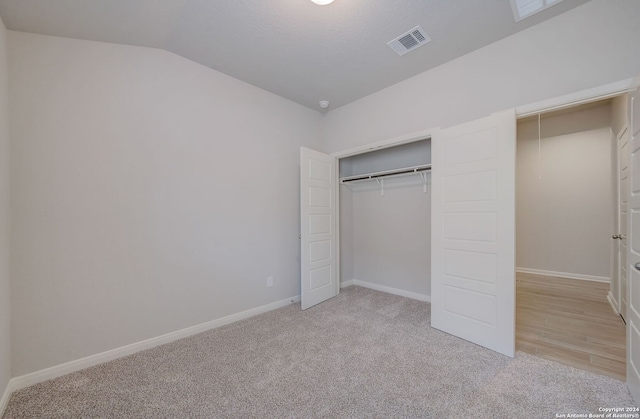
[349,177,431,296]
[0,15,11,402]
[516,103,612,278]
[339,186,353,283]
[322,0,640,154]
[8,32,322,376]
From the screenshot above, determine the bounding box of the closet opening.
[515,95,628,381]
[337,138,432,302]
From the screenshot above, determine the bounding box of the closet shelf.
[339,164,431,184]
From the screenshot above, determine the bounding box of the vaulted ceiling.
[0,0,591,111]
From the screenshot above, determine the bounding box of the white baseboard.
[340,279,355,288]
[0,379,12,417]
[516,267,610,283]
[607,291,620,315]
[7,295,300,394]
[347,279,431,302]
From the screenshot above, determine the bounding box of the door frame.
[515,77,636,306]
[515,79,633,117]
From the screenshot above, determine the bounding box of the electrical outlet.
[267,276,273,287]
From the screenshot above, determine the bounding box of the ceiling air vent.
[387,26,431,56]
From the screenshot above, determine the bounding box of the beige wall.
[516,103,613,278]
[322,0,640,154]
[0,15,11,400]
[8,32,322,376]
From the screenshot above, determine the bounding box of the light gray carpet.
[3,286,635,418]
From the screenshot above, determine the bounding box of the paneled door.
[627,84,640,404]
[617,125,630,320]
[300,147,338,310]
[431,110,516,357]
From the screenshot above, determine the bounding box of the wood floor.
[516,272,626,381]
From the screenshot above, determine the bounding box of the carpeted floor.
[3,286,636,418]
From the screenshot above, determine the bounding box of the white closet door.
[627,84,640,404]
[431,109,516,357]
[300,147,338,310]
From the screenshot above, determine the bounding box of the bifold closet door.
[300,147,338,310]
[431,109,516,357]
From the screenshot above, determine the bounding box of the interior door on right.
[619,124,630,320]
[627,82,640,404]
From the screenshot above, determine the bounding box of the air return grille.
[387,26,431,56]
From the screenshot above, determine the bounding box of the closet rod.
[340,164,431,184]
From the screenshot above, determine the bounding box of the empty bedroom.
[515,98,628,380]
[1,0,640,417]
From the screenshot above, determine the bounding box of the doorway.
[515,98,627,380]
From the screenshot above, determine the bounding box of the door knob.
[635,262,640,271]
[613,235,622,240]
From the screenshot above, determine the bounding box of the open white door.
[431,109,516,357]
[300,147,338,310]
[627,83,640,404]
[618,124,631,321]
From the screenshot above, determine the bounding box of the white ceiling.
[0,0,591,111]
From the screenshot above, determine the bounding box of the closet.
[338,139,432,300]
[301,109,517,357]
